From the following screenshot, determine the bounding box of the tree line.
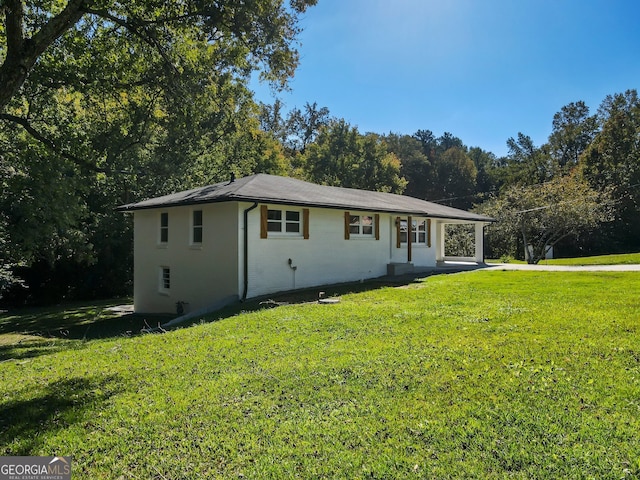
[1,1,638,304]
[259,93,638,264]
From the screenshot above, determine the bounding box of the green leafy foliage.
[0,0,317,303]
[387,130,479,208]
[284,101,332,154]
[1,0,318,111]
[444,224,476,257]
[581,89,640,248]
[478,174,612,263]
[1,0,639,303]
[303,119,407,193]
[501,133,554,186]
[474,90,639,260]
[548,101,599,170]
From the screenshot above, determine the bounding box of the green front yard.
[1,270,639,478]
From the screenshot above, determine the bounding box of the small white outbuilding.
[117,174,494,314]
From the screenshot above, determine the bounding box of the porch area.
[386,219,490,276]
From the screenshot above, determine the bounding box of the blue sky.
[252,0,640,157]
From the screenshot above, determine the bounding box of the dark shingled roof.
[117,174,494,222]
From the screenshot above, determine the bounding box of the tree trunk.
[520,222,536,264]
[0,0,86,111]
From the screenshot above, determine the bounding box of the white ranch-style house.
[118,174,494,314]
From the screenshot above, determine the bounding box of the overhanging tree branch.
[79,7,181,77]
[83,6,224,27]
[0,113,106,173]
[0,0,87,110]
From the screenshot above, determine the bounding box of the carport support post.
[437,222,446,261]
[474,223,484,263]
[407,216,412,262]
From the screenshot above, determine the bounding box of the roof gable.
[117,174,494,222]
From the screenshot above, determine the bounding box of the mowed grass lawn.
[1,271,639,479]
[488,252,640,266]
[539,252,640,266]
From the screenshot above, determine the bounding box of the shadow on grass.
[0,301,173,338]
[0,268,467,350]
[0,300,174,361]
[0,337,75,362]
[0,374,122,455]
[179,272,440,328]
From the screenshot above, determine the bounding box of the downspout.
[407,216,412,263]
[242,202,259,300]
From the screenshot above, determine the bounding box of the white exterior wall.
[242,205,440,299]
[132,200,487,312]
[243,205,389,298]
[133,203,238,313]
[388,216,438,267]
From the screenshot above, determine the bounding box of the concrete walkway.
[485,263,640,272]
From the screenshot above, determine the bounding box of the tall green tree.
[0,0,317,303]
[0,0,317,111]
[401,130,476,207]
[0,122,98,302]
[304,120,406,193]
[259,99,289,146]
[413,129,438,159]
[385,133,430,199]
[548,101,599,170]
[581,89,640,251]
[468,147,501,197]
[285,102,331,154]
[1,0,317,176]
[478,174,612,263]
[438,132,465,151]
[429,147,477,207]
[502,133,553,186]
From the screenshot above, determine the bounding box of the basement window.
[159,267,170,294]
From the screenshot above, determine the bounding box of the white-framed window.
[261,205,309,239]
[159,266,170,294]
[349,214,374,236]
[159,212,169,244]
[415,220,427,243]
[268,208,301,234]
[191,209,203,244]
[400,219,428,244]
